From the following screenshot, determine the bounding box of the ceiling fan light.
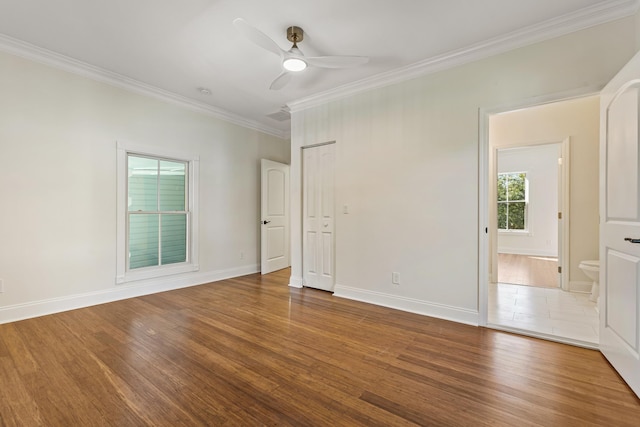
[283,57,307,72]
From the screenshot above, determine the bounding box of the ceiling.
[0,0,636,137]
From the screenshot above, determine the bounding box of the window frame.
[497,171,529,233]
[116,141,199,284]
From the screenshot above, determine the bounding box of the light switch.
[392,272,400,285]
[343,204,349,214]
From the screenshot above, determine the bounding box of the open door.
[600,51,640,398]
[260,159,290,274]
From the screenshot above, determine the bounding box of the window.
[117,142,199,284]
[127,155,188,269]
[498,172,528,231]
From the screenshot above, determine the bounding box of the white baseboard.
[333,284,479,326]
[0,264,259,325]
[289,275,303,288]
[569,280,593,293]
[497,249,558,257]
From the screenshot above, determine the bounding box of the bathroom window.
[498,172,528,231]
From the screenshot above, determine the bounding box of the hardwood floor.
[498,253,558,288]
[1,268,639,426]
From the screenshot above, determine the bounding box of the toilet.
[579,260,600,302]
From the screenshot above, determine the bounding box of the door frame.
[478,86,602,330]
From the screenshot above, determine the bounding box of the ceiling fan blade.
[269,72,292,90]
[305,55,369,69]
[233,18,284,57]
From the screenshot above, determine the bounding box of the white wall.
[0,50,290,322]
[289,17,637,325]
[490,96,600,290]
[497,144,560,257]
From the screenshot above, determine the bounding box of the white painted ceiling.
[0,0,636,137]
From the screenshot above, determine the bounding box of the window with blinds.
[127,155,188,270]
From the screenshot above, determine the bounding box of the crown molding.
[288,0,639,113]
[0,33,288,140]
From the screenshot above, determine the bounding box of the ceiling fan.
[233,18,369,90]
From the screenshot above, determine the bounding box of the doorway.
[480,95,600,348]
[496,143,562,289]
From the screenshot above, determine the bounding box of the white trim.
[117,140,200,162]
[482,85,605,117]
[288,0,636,113]
[333,284,479,326]
[289,275,304,288]
[498,230,533,236]
[559,138,572,291]
[478,108,490,326]
[300,140,337,150]
[0,265,259,325]
[0,33,287,140]
[116,263,200,285]
[116,140,200,284]
[570,280,594,293]
[497,248,558,257]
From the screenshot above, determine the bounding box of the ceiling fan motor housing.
[286,26,304,44]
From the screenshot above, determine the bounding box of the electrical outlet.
[0,279,4,293]
[392,272,400,285]
[240,251,244,260]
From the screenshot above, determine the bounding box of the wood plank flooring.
[1,268,639,426]
[498,253,558,288]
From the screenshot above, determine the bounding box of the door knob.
[624,237,640,243]
[262,220,271,225]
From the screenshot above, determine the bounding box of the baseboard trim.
[570,280,593,293]
[333,284,479,326]
[497,249,558,257]
[0,264,259,325]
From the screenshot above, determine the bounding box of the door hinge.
[558,212,562,220]
[558,266,562,273]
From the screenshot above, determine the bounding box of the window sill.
[498,229,532,236]
[116,263,199,284]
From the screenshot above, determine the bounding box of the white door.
[600,51,640,398]
[260,159,290,274]
[303,143,335,291]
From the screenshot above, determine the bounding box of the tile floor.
[489,282,599,345]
